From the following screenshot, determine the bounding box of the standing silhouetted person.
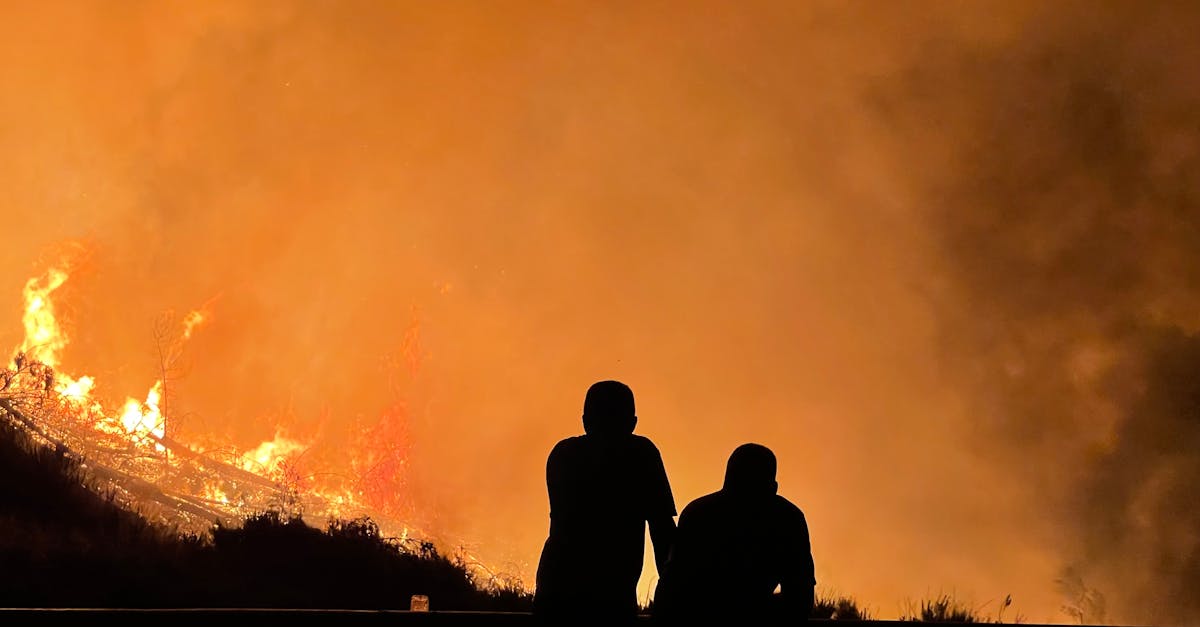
[534,380,677,625]
[654,443,815,626]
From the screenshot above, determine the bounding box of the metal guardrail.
[0,609,1107,627]
[0,609,532,626]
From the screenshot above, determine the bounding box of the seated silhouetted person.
[654,443,815,625]
[534,380,677,624]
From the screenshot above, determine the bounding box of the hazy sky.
[2,2,1198,623]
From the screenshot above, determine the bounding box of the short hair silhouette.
[654,443,814,625]
[723,443,778,495]
[581,380,636,435]
[534,380,676,625]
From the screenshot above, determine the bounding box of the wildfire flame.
[0,257,509,590]
[19,266,69,367]
[55,375,94,403]
[18,262,202,452]
[241,430,308,476]
[1,260,422,542]
[120,381,165,449]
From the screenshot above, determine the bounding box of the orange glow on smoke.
[13,4,1196,622]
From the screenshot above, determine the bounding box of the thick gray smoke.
[883,4,1200,624]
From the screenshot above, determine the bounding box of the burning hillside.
[0,252,504,587]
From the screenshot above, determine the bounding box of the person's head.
[581,380,637,436]
[722,443,778,496]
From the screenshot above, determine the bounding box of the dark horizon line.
[0,607,1150,627]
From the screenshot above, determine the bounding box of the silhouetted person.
[654,443,814,626]
[534,380,677,625]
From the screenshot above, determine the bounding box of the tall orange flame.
[19,266,69,367]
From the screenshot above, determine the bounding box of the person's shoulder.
[549,435,586,457]
[772,494,807,521]
[629,434,663,455]
[680,490,723,516]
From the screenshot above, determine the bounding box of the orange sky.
[3,2,1199,623]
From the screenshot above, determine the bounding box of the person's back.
[534,381,676,624]
[654,443,814,625]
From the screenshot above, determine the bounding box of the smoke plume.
[1,2,1197,623]
[884,3,1200,623]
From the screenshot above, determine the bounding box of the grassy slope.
[0,420,531,610]
[0,420,1008,621]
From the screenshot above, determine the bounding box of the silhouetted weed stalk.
[1056,568,1106,625]
[813,591,873,620]
[899,592,1025,623]
[903,593,980,622]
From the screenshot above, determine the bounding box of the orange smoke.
[5,2,1199,623]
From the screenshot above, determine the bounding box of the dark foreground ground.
[0,418,528,610]
[0,609,1132,627]
[0,414,1125,625]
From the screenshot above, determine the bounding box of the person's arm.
[648,514,677,574]
[780,508,816,623]
[780,577,815,624]
[645,440,678,574]
[652,505,692,619]
[544,442,568,533]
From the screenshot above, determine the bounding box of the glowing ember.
[181,310,206,340]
